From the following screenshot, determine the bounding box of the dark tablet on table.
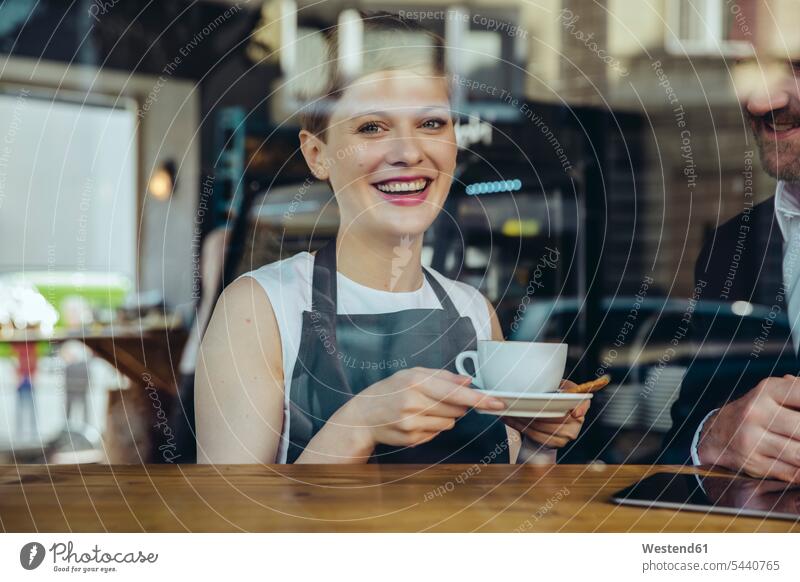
[611,472,800,521]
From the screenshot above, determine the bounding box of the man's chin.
[756,146,800,183]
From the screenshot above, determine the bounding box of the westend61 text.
[642,543,708,554]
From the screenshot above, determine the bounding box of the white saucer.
[474,388,593,418]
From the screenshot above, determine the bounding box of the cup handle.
[455,350,480,386]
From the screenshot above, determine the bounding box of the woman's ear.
[299,130,329,180]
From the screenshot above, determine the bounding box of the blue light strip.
[465,179,522,195]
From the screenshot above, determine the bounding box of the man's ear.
[299,130,329,180]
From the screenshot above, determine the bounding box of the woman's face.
[303,70,457,240]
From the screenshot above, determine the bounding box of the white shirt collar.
[774,180,800,240]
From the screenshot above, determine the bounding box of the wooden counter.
[1,463,798,532]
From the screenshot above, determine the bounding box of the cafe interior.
[0,0,793,473]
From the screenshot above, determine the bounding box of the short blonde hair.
[299,11,448,140]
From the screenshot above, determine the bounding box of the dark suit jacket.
[660,196,800,464]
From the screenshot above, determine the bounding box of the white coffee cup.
[455,341,567,393]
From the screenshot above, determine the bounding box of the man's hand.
[697,375,800,483]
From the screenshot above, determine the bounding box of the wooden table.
[80,327,187,395]
[1,464,798,532]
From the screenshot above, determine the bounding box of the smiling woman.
[194,11,589,465]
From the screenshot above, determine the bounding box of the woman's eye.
[422,118,447,129]
[358,121,383,134]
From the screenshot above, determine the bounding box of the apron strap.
[422,268,462,320]
[312,240,461,319]
[309,241,353,403]
[311,241,338,314]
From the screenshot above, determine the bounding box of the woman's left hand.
[501,380,590,448]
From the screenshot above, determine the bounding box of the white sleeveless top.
[240,251,493,398]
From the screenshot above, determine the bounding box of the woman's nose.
[386,135,425,166]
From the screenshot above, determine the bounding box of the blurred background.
[0,0,795,465]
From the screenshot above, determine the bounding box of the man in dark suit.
[662,57,800,482]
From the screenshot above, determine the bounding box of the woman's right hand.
[336,367,507,451]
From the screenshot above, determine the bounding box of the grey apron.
[284,241,509,463]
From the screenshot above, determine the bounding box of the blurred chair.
[61,341,91,428]
[44,342,104,464]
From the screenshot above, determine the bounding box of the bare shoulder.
[479,292,503,341]
[199,275,282,376]
[217,274,274,314]
[206,276,277,335]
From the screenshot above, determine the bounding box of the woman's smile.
[372,175,434,206]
